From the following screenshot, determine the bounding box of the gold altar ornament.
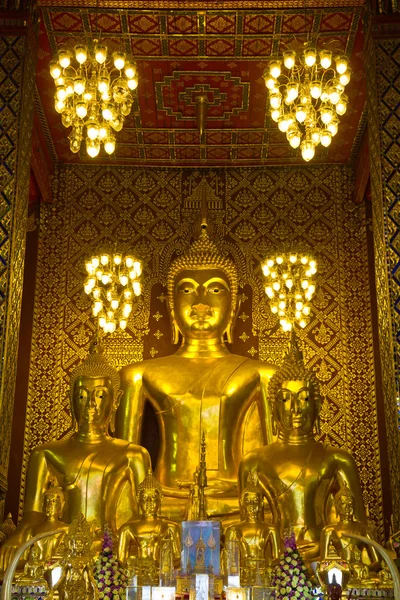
[238,332,366,560]
[0,339,150,572]
[116,221,277,521]
[49,41,138,157]
[118,469,180,585]
[262,253,316,331]
[84,253,142,333]
[264,45,350,160]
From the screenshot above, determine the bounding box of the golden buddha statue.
[118,469,180,585]
[0,339,150,571]
[116,221,276,520]
[238,332,367,560]
[47,513,98,600]
[320,485,380,584]
[14,543,48,588]
[225,473,279,586]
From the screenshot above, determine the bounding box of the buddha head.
[268,331,321,438]
[240,472,263,522]
[334,484,355,522]
[43,481,65,520]
[69,337,121,433]
[137,469,163,518]
[167,221,239,343]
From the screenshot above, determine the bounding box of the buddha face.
[44,493,62,519]
[173,268,233,339]
[138,488,161,518]
[336,494,355,521]
[73,376,114,428]
[242,491,262,521]
[275,379,317,435]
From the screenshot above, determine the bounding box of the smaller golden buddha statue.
[25,481,69,561]
[14,543,48,589]
[238,332,367,561]
[378,561,393,589]
[225,473,279,586]
[118,469,181,585]
[47,513,98,600]
[0,338,151,571]
[320,485,380,586]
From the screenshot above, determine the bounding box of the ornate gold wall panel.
[24,165,383,538]
[0,31,37,519]
[365,23,400,529]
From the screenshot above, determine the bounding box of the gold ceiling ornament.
[84,252,142,333]
[49,42,138,158]
[264,44,351,161]
[262,253,317,331]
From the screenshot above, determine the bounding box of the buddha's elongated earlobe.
[225,295,242,344]
[272,414,278,437]
[314,414,321,436]
[110,389,122,434]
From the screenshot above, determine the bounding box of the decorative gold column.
[0,9,38,519]
[365,12,400,527]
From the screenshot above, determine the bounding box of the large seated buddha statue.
[116,221,277,521]
[238,333,367,560]
[0,339,150,570]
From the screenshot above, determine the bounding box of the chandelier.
[262,254,317,332]
[84,253,142,334]
[264,45,351,161]
[49,42,138,158]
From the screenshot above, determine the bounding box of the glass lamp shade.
[127,77,138,90]
[283,51,296,69]
[304,47,317,67]
[86,138,101,157]
[269,61,281,78]
[301,139,315,162]
[74,44,87,64]
[49,61,62,79]
[125,62,136,79]
[319,49,332,69]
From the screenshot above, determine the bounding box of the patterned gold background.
[22,164,383,538]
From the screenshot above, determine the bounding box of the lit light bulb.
[93,288,101,299]
[55,100,65,114]
[311,127,321,145]
[125,62,136,79]
[99,316,106,328]
[329,88,341,105]
[271,305,278,314]
[301,256,308,264]
[98,124,108,140]
[265,286,274,299]
[278,116,289,133]
[126,256,134,268]
[123,303,132,316]
[279,300,286,310]
[295,105,307,123]
[133,281,141,296]
[276,256,283,264]
[94,300,103,314]
[65,79,74,96]
[285,82,299,103]
[303,306,311,315]
[272,281,280,291]
[129,269,137,280]
[119,319,127,330]
[320,129,332,147]
[301,139,315,162]
[87,123,99,140]
[111,299,119,310]
[95,43,107,64]
[96,269,103,280]
[127,77,138,91]
[310,81,322,99]
[134,261,142,276]
[336,95,348,116]
[74,77,85,95]
[264,75,278,90]
[58,48,70,68]
[76,103,87,119]
[296,301,303,310]
[114,254,122,265]
[299,319,307,328]
[120,275,129,286]
[295,310,302,319]
[287,128,301,149]
[285,279,293,289]
[98,77,110,94]
[327,119,339,136]
[86,139,100,158]
[283,51,296,69]
[269,61,281,79]
[92,257,100,268]
[309,260,316,268]
[74,44,87,64]
[269,92,282,110]
[270,109,280,122]
[301,279,309,289]
[50,61,62,79]
[104,135,116,155]
[308,284,316,294]
[113,52,126,70]
[101,274,110,285]
[320,108,334,125]
[100,254,109,266]
[319,49,332,69]
[86,261,94,274]
[262,265,270,276]
[339,70,351,86]
[267,259,274,267]
[102,103,114,121]
[304,48,317,67]
[56,86,67,102]
[335,54,349,75]
[124,289,132,299]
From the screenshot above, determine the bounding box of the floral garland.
[93,529,128,598]
[272,533,313,600]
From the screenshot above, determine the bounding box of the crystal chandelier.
[264,46,351,161]
[84,253,142,334]
[49,43,138,158]
[262,254,317,332]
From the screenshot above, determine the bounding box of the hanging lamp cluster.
[264,46,351,161]
[49,43,138,158]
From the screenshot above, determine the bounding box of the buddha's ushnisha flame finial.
[137,468,162,496]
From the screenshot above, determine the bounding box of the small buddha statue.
[238,332,367,560]
[320,485,380,584]
[14,543,48,589]
[116,220,277,521]
[47,513,98,600]
[0,339,151,571]
[378,561,393,589]
[24,482,69,561]
[118,469,181,585]
[225,473,279,586]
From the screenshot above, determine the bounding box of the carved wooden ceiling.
[35,3,366,166]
